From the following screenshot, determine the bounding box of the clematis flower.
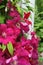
[32,50,38,59]
[15,48,29,57]
[24,12,31,19]
[23,12,32,25]
[15,44,33,58]
[20,22,29,33]
[0,57,6,65]
[6,55,17,64]
[0,0,39,64]
[0,24,16,44]
[24,19,32,25]
[31,32,39,48]
[13,16,21,24]
[6,19,14,28]
[20,36,31,46]
[6,0,12,9]
[6,55,31,65]
[13,26,21,38]
[0,0,2,4]
[8,9,20,18]
[18,57,31,65]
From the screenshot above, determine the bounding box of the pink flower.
[15,43,33,58]
[0,57,6,65]
[9,9,20,18]
[31,32,39,48]
[24,12,31,19]
[13,16,21,24]
[32,50,38,59]
[24,19,32,25]
[6,55,17,64]
[20,22,29,33]
[6,19,15,28]
[6,1,12,9]
[15,48,29,57]
[13,26,21,37]
[23,12,32,25]
[20,36,31,46]
[0,0,2,4]
[18,58,31,65]
[0,24,16,44]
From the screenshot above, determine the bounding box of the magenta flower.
[6,0,12,9]
[9,9,20,18]
[18,58,31,65]
[15,48,29,57]
[24,12,31,19]
[0,0,2,4]
[15,44,33,58]
[20,22,29,33]
[13,26,21,38]
[23,12,32,25]
[20,36,31,46]
[0,57,6,65]
[31,32,39,48]
[6,19,15,28]
[0,1,39,64]
[0,24,16,44]
[32,50,38,59]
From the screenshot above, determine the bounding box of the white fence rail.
[21,0,35,39]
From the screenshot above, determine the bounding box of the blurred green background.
[34,0,43,61]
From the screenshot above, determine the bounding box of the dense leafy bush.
[34,0,43,61]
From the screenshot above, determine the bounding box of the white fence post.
[29,0,35,32]
[20,0,35,39]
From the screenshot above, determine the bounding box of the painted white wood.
[21,0,35,31]
[20,0,35,39]
[29,0,35,31]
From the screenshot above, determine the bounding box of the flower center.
[2,32,7,38]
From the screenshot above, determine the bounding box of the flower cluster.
[0,0,39,65]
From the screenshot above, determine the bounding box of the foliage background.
[34,0,43,61]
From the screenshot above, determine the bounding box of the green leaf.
[7,42,14,55]
[38,47,43,52]
[2,44,6,52]
[27,6,33,11]
[0,16,5,23]
[0,45,2,48]
[39,57,43,62]
[0,5,5,9]
[16,4,23,15]
[39,43,43,47]
[12,0,21,5]
[40,29,43,32]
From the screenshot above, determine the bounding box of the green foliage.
[0,0,32,23]
[0,5,5,9]
[34,0,43,61]
[16,0,33,16]
[0,44,6,51]
[2,44,6,52]
[38,47,43,52]
[0,15,5,23]
[12,0,21,5]
[36,0,43,20]
[7,42,14,55]
[39,57,43,62]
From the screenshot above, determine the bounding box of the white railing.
[29,0,35,32]
[21,0,35,39]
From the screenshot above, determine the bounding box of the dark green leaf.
[0,5,5,9]
[0,16,5,23]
